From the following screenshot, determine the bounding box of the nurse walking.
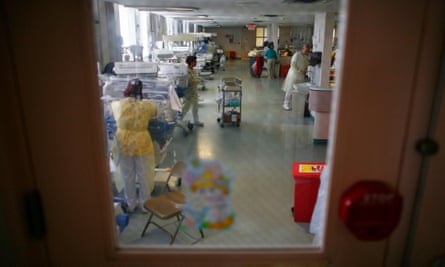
[282,43,312,111]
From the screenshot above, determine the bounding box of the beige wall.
[207,25,314,59]
[279,25,313,51]
[206,27,256,60]
[279,26,292,48]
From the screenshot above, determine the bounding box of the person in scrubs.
[112,79,157,213]
[282,43,312,111]
[264,42,278,79]
[182,55,204,127]
[198,39,208,53]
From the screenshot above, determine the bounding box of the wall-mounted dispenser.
[308,51,322,66]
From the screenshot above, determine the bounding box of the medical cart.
[217,77,242,127]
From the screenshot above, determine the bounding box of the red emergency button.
[339,180,403,241]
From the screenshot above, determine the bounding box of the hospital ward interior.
[98,1,338,247]
[4,1,445,266]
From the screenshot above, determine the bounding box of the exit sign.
[247,24,256,30]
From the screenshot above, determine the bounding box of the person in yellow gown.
[112,79,157,213]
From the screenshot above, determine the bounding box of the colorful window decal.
[182,157,235,230]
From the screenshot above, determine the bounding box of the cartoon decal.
[182,157,235,230]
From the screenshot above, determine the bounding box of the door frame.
[1,0,444,266]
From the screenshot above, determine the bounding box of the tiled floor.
[117,59,327,247]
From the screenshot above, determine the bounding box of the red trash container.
[229,51,236,59]
[280,64,290,78]
[253,55,264,77]
[292,162,325,222]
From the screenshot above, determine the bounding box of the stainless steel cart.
[217,77,242,127]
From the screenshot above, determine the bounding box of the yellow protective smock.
[113,98,157,156]
[111,97,157,210]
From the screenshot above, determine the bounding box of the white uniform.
[182,67,201,124]
[282,51,309,109]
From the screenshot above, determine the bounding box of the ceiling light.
[234,1,259,6]
[163,7,199,12]
[282,0,316,3]
[134,6,199,12]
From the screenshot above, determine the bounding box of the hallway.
[117,59,328,246]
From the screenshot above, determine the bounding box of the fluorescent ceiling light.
[134,6,199,12]
[163,7,199,12]
[234,1,259,6]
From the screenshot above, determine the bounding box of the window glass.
[256,27,267,47]
[97,2,338,249]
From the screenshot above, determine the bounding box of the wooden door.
[1,0,444,266]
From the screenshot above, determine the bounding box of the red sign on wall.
[247,24,256,30]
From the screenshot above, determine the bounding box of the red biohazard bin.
[292,162,325,222]
[229,51,236,59]
[280,64,290,78]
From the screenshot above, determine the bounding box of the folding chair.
[140,194,184,244]
[164,161,185,193]
[153,161,186,193]
[141,161,204,245]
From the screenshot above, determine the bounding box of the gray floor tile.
[118,59,327,247]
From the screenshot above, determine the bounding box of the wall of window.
[116,6,176,61]
[118,5,137,47]
[255,27,267,47]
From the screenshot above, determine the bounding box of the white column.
[266,24,279,47]
[312,12,335,88]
